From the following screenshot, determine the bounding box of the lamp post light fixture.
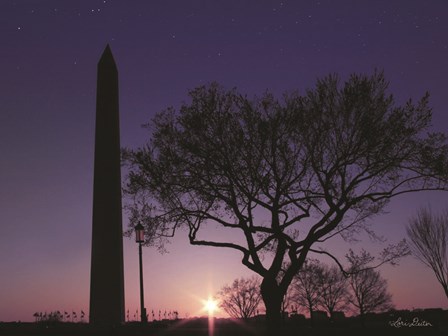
[135,223,148,323]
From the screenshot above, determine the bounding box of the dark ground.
[1,317,447,336]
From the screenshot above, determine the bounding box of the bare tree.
[346,251,394,323]
[124,72,448,330]
[407,207,448,299]
[290,260,348,320]
[291,259,324,319]
[281,287,295,317]
[319,264,349,318]
[217,276,262,319]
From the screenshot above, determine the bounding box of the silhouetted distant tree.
[217,276,262,319]
[407,207,448,299]
[291,259,324,321]
[124,72,448,331]
[280,285,295,318]
[319,264,349,319]
[346,251,394,324]
[291,260,348,321]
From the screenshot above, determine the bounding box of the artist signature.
[389,317,433,328]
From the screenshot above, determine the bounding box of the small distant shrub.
[33,311,63,323]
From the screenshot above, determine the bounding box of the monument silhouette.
[89,45,125,325]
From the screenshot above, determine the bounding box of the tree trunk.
[260,276,284,335]
[360,307,366,328]
[328,308,334,322]
[309,306,314,327]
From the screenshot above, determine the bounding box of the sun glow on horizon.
[202,297,219,336]
[202,297,219,316]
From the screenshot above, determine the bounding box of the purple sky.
[1,0,447,322]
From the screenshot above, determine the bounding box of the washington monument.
[89,45,125,325]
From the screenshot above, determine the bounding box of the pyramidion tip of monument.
[99,44,117,68]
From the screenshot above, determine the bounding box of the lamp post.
[135,223,148,323]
